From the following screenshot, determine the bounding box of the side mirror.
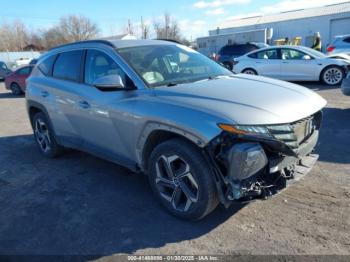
[302,55,312,60]
[92,74,125,90]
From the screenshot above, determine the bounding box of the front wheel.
[321,66,345,86]
[147,138,219,220]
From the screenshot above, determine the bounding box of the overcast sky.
[0,0,348,40]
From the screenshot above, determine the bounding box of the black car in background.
[217,42,268,70]
[0,61,12,80]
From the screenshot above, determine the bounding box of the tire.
[10,82,22,95]
[242,68,257,75]
[321,65,345,86]
[32,112,64,158]
[147,138,219,220]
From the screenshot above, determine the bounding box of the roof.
[219,2,350,29]
[109,39,177,49]
[48,39,177,53]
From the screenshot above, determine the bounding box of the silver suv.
[26,39,326,220]
[327,34,350,55]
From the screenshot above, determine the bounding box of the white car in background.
[327,35,350,56]
[233,45,350,86]
[15,58,31,67]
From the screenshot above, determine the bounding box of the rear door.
[46,50,86,147]
[249,48,281,78]
[65,49,138,163]
[280,48,318,81]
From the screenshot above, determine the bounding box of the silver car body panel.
[26,40,327,172]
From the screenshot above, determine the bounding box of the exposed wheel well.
[142,130,199,172]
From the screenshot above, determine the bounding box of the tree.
[57,15,99,42]
[140,17,149,39]
[0,20,29,51]
[124,19,134,36]
[153,12,181,41]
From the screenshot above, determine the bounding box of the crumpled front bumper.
[208,130,320,205]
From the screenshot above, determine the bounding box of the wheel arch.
[26,100,59,141]
[137,123,210,173]
[241,68,258,74]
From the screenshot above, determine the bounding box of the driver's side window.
[84,50,128,86]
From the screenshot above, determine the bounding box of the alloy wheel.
[34,118,51,153]
[323,67,343,85]
[155,154,199,212]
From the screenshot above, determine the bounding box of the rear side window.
[38,55,56,76]
[343,37,350,43]
[219,44,258,56]
[53,50,83,82]
[17,66,32,75]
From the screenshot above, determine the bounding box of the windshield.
[117,44,233,87]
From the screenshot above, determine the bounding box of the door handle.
[79,101,90,109]
[41,90,49,97]
[282,61,289,64]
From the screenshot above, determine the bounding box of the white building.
[197,2,350,55]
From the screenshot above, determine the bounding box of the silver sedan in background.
[233,45,350,86]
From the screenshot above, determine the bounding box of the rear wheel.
[242,68,257,75]
[147,138,219,220]
[32,112,64,158]
[10,82,22,95]
[321,66,344,86]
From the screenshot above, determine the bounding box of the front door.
[280,48,318,81]
[71,49,138,163]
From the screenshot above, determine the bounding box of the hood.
[154,75,327,125]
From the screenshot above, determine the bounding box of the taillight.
[327,45,335,53]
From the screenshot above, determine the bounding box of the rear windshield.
[219,44,258,56]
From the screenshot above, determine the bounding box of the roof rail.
[49,39,115,51]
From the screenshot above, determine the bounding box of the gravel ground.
[0,81,349,258]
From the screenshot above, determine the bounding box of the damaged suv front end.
[206,111,323,206]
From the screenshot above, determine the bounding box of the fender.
[135,121,220,168]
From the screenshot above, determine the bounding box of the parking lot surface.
[0,81,349,257]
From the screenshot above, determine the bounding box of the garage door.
[330,17,350,41]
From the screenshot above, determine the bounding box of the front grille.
[267,112,321,149]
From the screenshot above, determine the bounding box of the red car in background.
[5,65,33,95]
